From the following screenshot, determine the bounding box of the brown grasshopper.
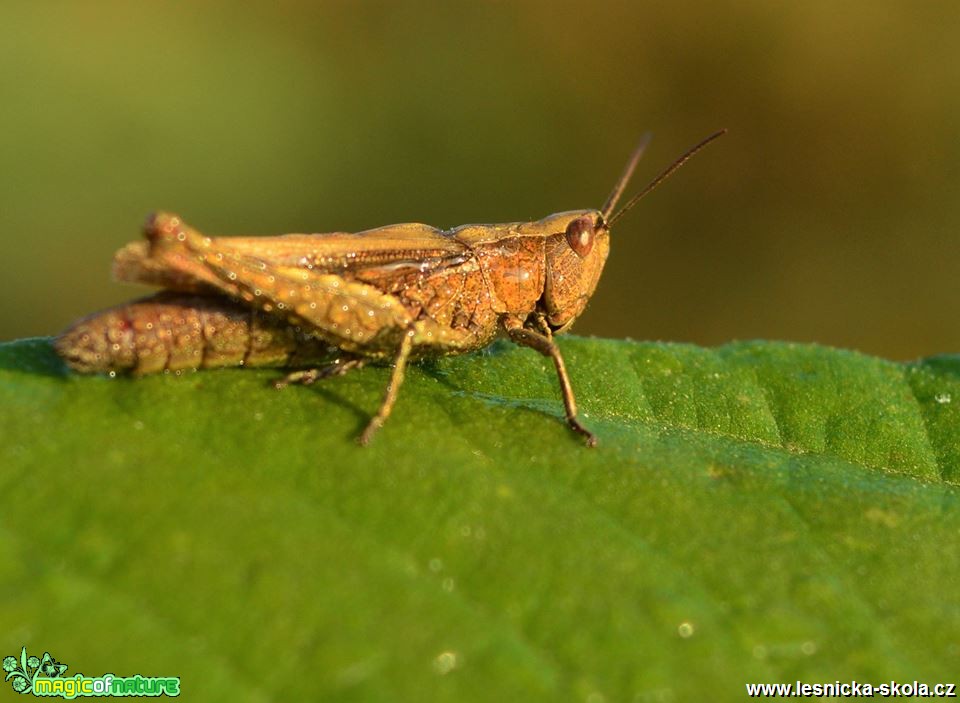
[56,130,725,446]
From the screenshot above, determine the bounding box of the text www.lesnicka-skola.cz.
[745,680,956,698]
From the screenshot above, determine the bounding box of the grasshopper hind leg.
[274,357,366,389]
[358,329,414,446]
[275,331,415,446]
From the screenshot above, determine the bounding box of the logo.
[3,648,180,698]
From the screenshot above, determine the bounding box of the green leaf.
[2,336,959,701]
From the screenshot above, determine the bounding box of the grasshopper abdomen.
[55,292,336,376]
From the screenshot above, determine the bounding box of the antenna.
[604,129,727,228]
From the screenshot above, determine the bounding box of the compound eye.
[565,216,595,258]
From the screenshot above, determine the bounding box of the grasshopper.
[56,130,725,446]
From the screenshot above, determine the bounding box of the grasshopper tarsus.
[275,369,319,389]
[571,421,599,448]
[322,358,366,380]
[357,419,381,446]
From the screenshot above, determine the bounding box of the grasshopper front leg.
[502,316,597,447]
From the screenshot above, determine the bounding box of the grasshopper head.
[541,210,610,333]
[541,130,727,333]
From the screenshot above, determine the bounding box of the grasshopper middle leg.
[274,357,366,389]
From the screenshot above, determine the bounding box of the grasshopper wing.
[114,212,468,290]
[124,216,465,356]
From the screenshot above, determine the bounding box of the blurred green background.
[2,1,960,360]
